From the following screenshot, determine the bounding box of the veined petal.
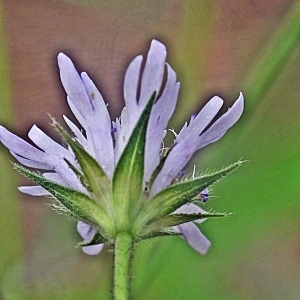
[144,64,180,183]
[177,222,211,255]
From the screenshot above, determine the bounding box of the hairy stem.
[113,232,133,300]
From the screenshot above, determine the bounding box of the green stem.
[113,232,133,300]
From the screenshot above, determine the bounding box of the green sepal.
[136,161,242,229]
[14,164,115,235]
[112,92,156,230]
[78,231,108,247]
[138,229,181,241]
[143,212,227,235]
[50,202,83,221]
[54,121,112,212]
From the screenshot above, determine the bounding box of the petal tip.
[57,53,72,68]
[149,39,167,54]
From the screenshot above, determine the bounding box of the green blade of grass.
[0,1,22,277]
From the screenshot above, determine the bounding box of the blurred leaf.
[243,0,300,110]
[0,1,22,279]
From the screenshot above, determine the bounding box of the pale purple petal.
[77,221,96,240]
[58,53,94,118]
[63,115,88,149]
[0,125,48,163]
[151,94,244,195]
[150,97,224,195]
[177,222,211,255]
[118,40,167,159]
[77,221,103,256]
[139,40,166,108]
[18,186,51,196]
[28,125,85,192]
[114,108,130,163]
[28,125,73,160]
[196,92,244,149]
[82,244,104,256]
[81,72,114,178]
[144,64,180,183]
[58,54,114,178]
[66,97,87,135]
[43,172,68,185]
[175,96,224,143]
[10,151,51,170]
[19,172,69,196]
[1,125,84,194]
[123,55,143,118]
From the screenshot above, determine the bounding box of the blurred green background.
[0,0,300,299]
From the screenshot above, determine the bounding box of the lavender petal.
[82,244,104,256]
[177,222,211,255]
[0,125,47,163]
[196,92,244,149]
[10,151,51,170]
[123,55,143,120]
[139,40,166,109]
[77,221,103,255]
[81,72,114,178]
[144,64,180,183]
[150,96,224,195]
[58,54,114,178]
[117,40,167,161]
[18,186,50,196]
[58,53,94,118]
[28,125,85,192]
[63,115,88,149]
[151,94,244,195]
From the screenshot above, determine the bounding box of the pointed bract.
[112,92,156,230]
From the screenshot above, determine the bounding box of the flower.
[0,40,244,256]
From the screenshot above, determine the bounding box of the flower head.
[0,40,244,255]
